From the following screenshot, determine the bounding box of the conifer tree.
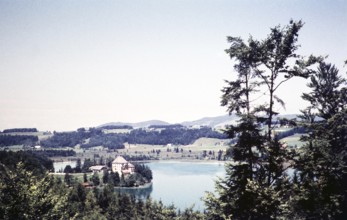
[205,20,321,219]
[294,62,347,219]
[0,162,68,219]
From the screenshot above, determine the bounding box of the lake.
[119,161,225,211]
[54,160,225,211]
[53,160,77,173]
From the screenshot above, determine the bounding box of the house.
[112,156,135,175]
[89,165,108,172]
[81,182,94,189]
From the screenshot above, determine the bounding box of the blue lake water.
[130,161,225,211]
[54,160,226,211]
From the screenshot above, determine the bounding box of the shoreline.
[51,156,229,164]
[113,182,153,189]
[136,159,228,165]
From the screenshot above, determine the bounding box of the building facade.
[112,156,135,175]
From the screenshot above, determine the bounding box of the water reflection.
[115,183,153,200]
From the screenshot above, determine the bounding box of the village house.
[89,165,108,172]
[112,156,135,175]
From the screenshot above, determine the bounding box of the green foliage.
[64,172,73,186]
[205,20,323,219]
[0,151,205,219]
[108,171,121,186]
[40,130,94,148]
[293,61,347,219]
[2,128,38,133]
[32,149,76,157]
[127,127,227,145]
[64,164,73,173]
[82,158,94,172]
[102,169,109,184]
[41,126,227,149]
[0,150,53,176]
[301,62,346,120]
[83,172,88,182]
[0,162,68,219]
[134,163,153,181]
[75,158,82,172]
[91,172,100,186]
[0,134,39,147]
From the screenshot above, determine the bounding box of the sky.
[0,0,346,131]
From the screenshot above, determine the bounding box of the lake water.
[54,160,225,211]
[150,161,225,211]
[120,161,225,211]
[53,161,77,172]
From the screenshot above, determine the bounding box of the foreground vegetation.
[62,158,153,188]
[0,150,204,219]
[204,20,347,219]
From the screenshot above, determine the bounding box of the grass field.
[280,134,306,148]
[61,137,230,162]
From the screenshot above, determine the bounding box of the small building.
[81,182,94,189]
[89,165,108,172]
[112,156,135,175]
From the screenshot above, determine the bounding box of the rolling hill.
[98,114,299,129]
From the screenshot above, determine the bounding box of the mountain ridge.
[98,114,299,129]
[98,120,170,129]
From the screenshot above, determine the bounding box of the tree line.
[0,134,39,147]
[2,128,38,133]
[40,127,228,148]
[0,150,53,176]
[127,127,227,145]
[33,149,76,157]
[148,124,184,129]
[274,126,307,142]
[99,125,133,130]
[0,150,203,219]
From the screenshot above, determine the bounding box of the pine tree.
[82,190,106,220]
[294,62,347,219]
[205,20,321,219]
[0,162,68,219]
[91,172,100,186]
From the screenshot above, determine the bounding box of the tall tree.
[91,172,100,186]
[75,158,82,173]
[294,62,347,219]
[0,162,68,219]
[205,20,321,219]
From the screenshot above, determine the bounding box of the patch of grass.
[280,134,306,148]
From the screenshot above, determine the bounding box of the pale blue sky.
[0,0,346,131]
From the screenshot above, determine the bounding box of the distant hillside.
[182,115,239,128]
[182,114,300,128]
[98,114,300,129]
[98,116,238,129]
[98,120,170,129]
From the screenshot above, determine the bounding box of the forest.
[0,124,226,150]
[39,126,227,149]
[0,134,39,147]
[0,150,203,219]
[2,128,38,133]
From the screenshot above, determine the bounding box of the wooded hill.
[0,126,228,149]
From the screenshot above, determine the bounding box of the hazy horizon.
[1,0,346,131]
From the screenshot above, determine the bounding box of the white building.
[112,156,135,175]
[89,165,108,172]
